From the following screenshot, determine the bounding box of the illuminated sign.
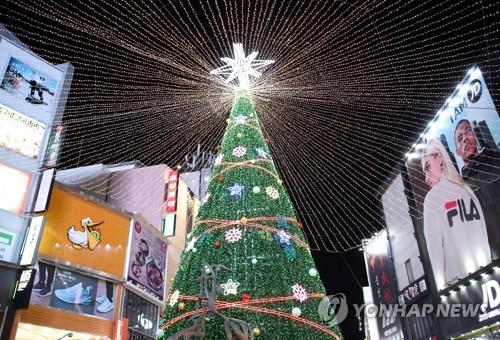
[0,228,16,262]
[44,125,64,167]
[0,163,31,214]
[19,215,45,266]
[164,170,179,213]
[0,104,45,159]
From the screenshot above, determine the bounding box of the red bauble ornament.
[214,241,221,248]
[242,293,251,301]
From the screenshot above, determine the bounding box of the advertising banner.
[0,38,63,122]
[405,67,500,291]
[0,162,31,215]
[365,233,403,340]
[30,262,117,320]
[0,103,45,159]
[38,186,130,277]
[127,219,167,301]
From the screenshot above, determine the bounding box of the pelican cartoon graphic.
[67,217,103,250]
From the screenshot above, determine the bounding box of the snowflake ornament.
[292,284,308,302]
[234,115,247,125]
[228,183,245,197]
[214,154,223,166]
[169,290,180,307]
[232,146,247,158]
[202,192,211,205]
[185,236,198,253]
[276,230,292,246]
[220,279,240,295]
[266,186,279,199]
[255,147,268,159]
[225,227,243,243]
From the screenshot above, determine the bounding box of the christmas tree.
[160,44,342,340]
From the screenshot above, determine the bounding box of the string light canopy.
[1,0,499,252]
[210,43,275,91]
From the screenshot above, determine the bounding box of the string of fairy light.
[1,0,499,251]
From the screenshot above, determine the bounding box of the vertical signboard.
[405,67,500,291]
[127,219,167,301]
[165,170,179,213]
[364,232,403,340]
[19,215,45,266]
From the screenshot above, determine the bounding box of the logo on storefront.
[445,198,480,227]
[67,217,103,250]
[479,280,500,322]
[467,79,482,103]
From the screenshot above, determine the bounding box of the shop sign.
[398,276,428,305]
[0,103,45,159]
[38,186,130,276]
[19,215,45,266]
[12,268,36,310]
[0,228,16,262]
[112,318,129,340]
[164,170,179,213]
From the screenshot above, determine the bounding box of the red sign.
[112,317,129,340]
[164,170,179,213]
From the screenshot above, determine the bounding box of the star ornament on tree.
[210,43,275,91]
[228,183,245,197]
[220,279,240,295]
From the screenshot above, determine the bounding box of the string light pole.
[158,43,342,339]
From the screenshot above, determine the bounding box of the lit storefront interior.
[16,323,108,340]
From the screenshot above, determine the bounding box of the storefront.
[9,184,132,339]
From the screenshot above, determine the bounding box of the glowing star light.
[220,279,240,295]
[210,43,275,90]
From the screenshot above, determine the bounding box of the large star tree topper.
[210,43,275,91]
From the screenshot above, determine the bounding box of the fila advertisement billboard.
[405,66,500,292]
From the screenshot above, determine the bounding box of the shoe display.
[96,295,107,304]
[54,282,93,305]
[96,298,114,313]
[32,281,45,291]
[37,286,52,297]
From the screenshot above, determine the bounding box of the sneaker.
[96,295,107,304]
[55,282,92,305]
[37,286,52,297]
[96,298,114,313]
[33,281,45,291]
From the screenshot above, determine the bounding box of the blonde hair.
[422,139,463,185]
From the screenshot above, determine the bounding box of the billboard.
[0,103,46,159]
[29,262,117,320]
[127,219,167,301]
[364,232,403,340]
[0,37,64,123]
[38,186,131,277]
[405,67,500,291]
[0,163,31,215]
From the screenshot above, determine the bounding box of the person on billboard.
[422,139,490,289]
[454,119,500,258]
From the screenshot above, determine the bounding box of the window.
[405,258,415,283]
